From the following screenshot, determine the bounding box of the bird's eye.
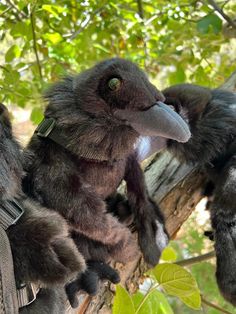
[108,78,121,91]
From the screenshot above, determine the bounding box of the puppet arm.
[67,180,137,252]
[36,174,138,263]
[124,153,169,266]
[7,198,85,286]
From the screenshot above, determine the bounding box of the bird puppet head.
[44,58,191,161]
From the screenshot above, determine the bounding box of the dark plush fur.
[0,104,85,312]
[19,288,67,314]
[162,84,236,306]
[23,58,169,304]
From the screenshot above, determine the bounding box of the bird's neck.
[43,119,139,163]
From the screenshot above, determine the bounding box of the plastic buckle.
[0,200,25,230]
[35,118,56,138]
[9,200,25,225]
[17,283,40,308]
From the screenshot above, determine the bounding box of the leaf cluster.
[0,0,236,123]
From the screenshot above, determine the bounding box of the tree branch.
[30,7,43,80]
[202,296,234,314]
[176,251,215,267]
[69,7,104,40]
[135,0,148,69]
[207,0,236,29]
[136,0,144,19]
[5,0,27,20]
[220,70,236,90]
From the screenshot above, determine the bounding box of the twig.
[77,295,92,314]
[30,6,43,80]
[70,7,104,40]
[219,70,236,91]
[221,0,231,9]
[0,65,10,72]
[207,0,236,29]
[136,0,148,69]
[202,296,234,314]
[0,87,32,100]
[5,0,27,19]
[176,251,215,267]
[136,0,144,19]
[0,6,11,17]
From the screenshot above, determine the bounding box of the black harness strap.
[0,200,24,231]
[35,117,69,148]
[0,201,39,309]
[35,118,114,162]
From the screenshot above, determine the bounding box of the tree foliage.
[1,1,236,313]
[0,0,236,123]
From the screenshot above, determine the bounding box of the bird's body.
[0,104,85,313]
[162,84,236,306]
[23,58,191,306]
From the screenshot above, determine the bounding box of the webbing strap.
[17,283,39,309]
[35,118,114,162]
[0,227,19,314]
[0,200,24,231]
[0,200,39,310]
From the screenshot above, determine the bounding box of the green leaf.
[197,14,222,34]
[42,4,65,17]
[5,45,21,62]
[4,70,20,85]
[180,290,201,310]
[161,247,177,262]
[152,263,201,309]
[132,290,174,314]
[10,21,31,39]
[43,33,63,44]
[113,285,135,314]
[93,44,110,53]
[169,67,186,85]
[30,107,44,125]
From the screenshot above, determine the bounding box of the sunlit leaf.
[42,4,66,17]
[113,285,135,314]
[152,263,201,309]
[132,290,174,314]
[161,247,177,262]
[43,33,63,44]
[30,107,44,125]
[5,45,21,62]
[180,290,201,310]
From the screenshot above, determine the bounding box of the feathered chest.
[76,158,127,199]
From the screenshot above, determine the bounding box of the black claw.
[66,261,120,308]
[66,270,99,308]
[87,261,120,284]
[204,230,215,241]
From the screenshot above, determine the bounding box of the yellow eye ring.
[108,78,121,91]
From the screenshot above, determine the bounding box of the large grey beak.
[115,101,191,143]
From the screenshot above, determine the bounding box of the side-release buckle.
[0,200,24,230]
[35,118,56,138]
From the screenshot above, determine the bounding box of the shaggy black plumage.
[162,84,236,306]
[0,103,85,313]
[23,59,191,305]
